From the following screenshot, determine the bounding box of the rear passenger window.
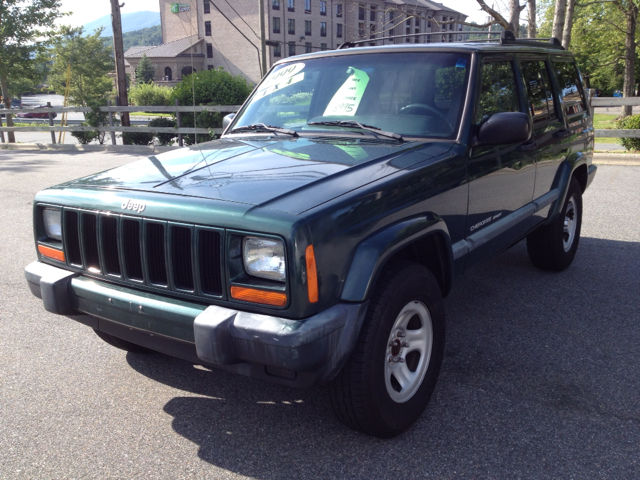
[553,60,587,117]
[520,60,557,123]
[475,61,520,124]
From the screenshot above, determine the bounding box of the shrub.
[171,67,253,144]
[122,128,155,145]
[129,82,173,107]
[71,127,98,144]
[616,114,640,151]
[149,117,177,145]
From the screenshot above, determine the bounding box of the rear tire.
[527,177,583,272]
[94,329,150,353]
[329,261,445,438]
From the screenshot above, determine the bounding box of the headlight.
[242,236,286,282]
[43,208,62,241]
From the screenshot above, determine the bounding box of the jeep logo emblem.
[121,199,146,214]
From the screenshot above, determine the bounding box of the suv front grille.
[61,209,223,298]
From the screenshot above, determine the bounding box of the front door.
[464,56,537,270]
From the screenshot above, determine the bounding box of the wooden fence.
[0,103,241,146]
[2,96,640,145]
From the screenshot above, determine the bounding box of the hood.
[58,136,454,214]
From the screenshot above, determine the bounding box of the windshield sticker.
[455,58,467,69]
[270,148,311,160]
[257,63,306,98]
[323,67,370,116]
[335,145,368,160]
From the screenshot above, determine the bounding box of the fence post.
[107,100,116,145]
[47,102,56,144]
[175,99,183,147]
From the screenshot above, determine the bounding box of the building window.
[305,0,311,13]
[370,6,376,22]
[406,17,411,27]
[273,17,280,33]
[427,16,432,28]
[204,1,210,14]
[288,18,295,34]
[164,66,172,81]
[415,28,420,43]
[320,42,327,50]
[208,65,213,70]
[321,22,327,37]
[206,43,213,58]
[359,4,365,21]
[205,21,211,36]
[288,41,296,56]
[336,4,342,17]
[288,0,294,12]
[305,42,312,53]
[320,0,326,15]
[370,23,376,39]
[389,11,395,36]
[274,43,281,57]
[359,22,365,37]
[305,20,312,35]
[272,0,279,9]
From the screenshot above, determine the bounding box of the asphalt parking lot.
[1,151,639,479]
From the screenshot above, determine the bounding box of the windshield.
[231,52,470,139]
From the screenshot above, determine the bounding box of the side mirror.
[475,112,532,146]
[222,113,236,133]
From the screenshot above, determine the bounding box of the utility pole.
[259,0,268,76]
[110,0,130,141]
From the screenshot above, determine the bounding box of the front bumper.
[25,261,367,387]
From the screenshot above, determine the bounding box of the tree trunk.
[622,3,638,117]
[552,0,567,40]
[509,0,521,37]
[562,0,576,49]
[528,0,537,38]
[0,74,16,143]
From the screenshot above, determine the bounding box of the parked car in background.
[16,106,57,119]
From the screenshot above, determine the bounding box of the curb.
[0,143,180,154]
[2,143,640,165]
[593,153,640,165]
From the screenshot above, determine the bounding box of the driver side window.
[475,61,520,124]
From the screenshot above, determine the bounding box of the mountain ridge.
[84,11,161,37]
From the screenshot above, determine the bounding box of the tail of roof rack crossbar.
[337,30,564,51]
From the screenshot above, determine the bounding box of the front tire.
[527,177,583,271]
[329,261,445,438]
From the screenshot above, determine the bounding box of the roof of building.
[124,35,203,59]
[383,0,466,16]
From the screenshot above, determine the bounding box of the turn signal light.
[38,244,65,262]
[305,245,318,303]
[230,286,287,307]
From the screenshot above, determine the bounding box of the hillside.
[103,25,163,51]
[84,11,160,37]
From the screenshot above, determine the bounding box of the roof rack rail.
[336,30,565,51]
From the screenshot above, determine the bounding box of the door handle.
[518,141,538,152]
[554,129,572,139]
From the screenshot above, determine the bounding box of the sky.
[56,0,495,28]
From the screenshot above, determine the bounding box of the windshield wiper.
[230,123,298,137]
[307,120,403,141]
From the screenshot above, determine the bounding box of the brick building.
[125,0,467,85]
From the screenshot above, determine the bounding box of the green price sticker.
[323,67,370,117]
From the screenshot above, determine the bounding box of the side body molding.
[341,215,453,302]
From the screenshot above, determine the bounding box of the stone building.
[125,0,467,85]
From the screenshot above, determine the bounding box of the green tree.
[171,67,253,144]
[48,27,114,107]
[0,0,64,142]
[135,53,155,83]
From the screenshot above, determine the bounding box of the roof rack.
[337,30,565,51]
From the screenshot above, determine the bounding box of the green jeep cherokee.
[25,32,596,438]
